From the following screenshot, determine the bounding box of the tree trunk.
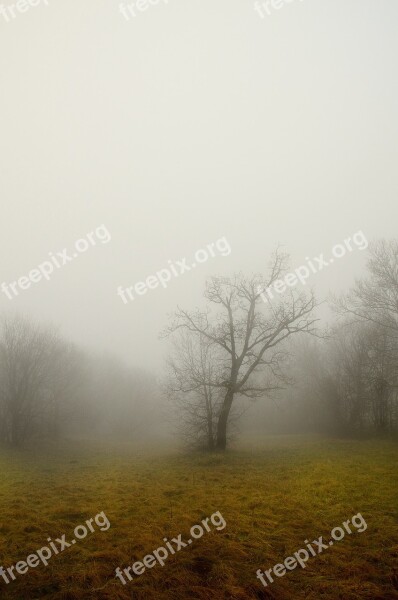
[207,412,214,451]
[204,388,215,451]
[216,390,234,451]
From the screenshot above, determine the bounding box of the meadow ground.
[0,435,397,600]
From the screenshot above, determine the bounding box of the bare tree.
[366,324,398,432]
[0,315,60,446]
[331,322,369,432]
[164,330,223,450]
[164,252,318,450]
[339,239,398,332]
[336,238,398,433]
[291,319,398,436]
[0,314,161,446]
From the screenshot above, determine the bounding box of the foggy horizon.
[1,0,397,371]
[1,2,397,600]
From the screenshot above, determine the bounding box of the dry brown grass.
[0,435,397,599]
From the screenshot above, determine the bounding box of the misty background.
[0,0,397,446]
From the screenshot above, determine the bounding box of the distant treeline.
[2,239,398,449]
[0,315,158,447]
[163,239,398,449]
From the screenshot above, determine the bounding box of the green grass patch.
[0,436,397,599]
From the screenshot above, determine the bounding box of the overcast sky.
[0,0,397,370]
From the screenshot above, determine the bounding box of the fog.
[1,4,398,600]
[0,0,396,457]
[0,0,396,376]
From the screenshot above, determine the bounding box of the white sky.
[0,0,397,369]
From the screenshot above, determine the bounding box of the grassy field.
[0,436,397,600]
